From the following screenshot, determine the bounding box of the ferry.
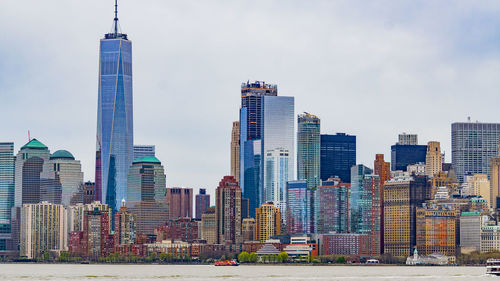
[486,259,500,276]
[214,260,239,266]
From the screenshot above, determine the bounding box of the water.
[0,264,493,280]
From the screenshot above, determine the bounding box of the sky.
[2,0,500,202]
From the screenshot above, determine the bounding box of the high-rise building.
[359,175,381,256]
[20,202,67,259]
[384,176,431,257]
[317,178,349,234]
[201,207,216,244]
[465,174,490,205]
[320,133,356,183]
[398,133,418,145]
[416,207,457,257]
[14,139,51,207]
[425,141,442,178]
[264,148,290,221]
[195,188,210,220]
[349,165,372,233]
[374,154,390,252]
[286,180,310,235]
[166,187,193,219]
[83,207,113,260]
[96,2,134,211]
[114,205,136,246]
[460,212,487,253]
[0,142,15,252]
[240,81,278,141]
[242,218,256,242]
[297,113,321,190]
[452,121,500,183]
[216,176,242,245]
[133,145,155,160]
[67,202,110,234]
[490,157,500,209]
[40,150,84,206]
[230,121,240,184]
[255,202,281,242]
[127,157,168,235]
[391,143,427,171]
[83,182,96,204]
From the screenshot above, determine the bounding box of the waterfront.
[0,264,492,280]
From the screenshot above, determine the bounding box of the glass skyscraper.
[349,164,372,233]
[265,148,290,221]
[320,133,356,183]
[96,6,134,211]
[297,113,321,190]
[0,142,14,251]
[286,180,309,235]
[452,122,500,183]
[390,144,427,171]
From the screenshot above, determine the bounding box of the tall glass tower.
[96,1,134,211]
[0,142,15,251]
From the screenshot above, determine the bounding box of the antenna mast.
[114,0,119,35]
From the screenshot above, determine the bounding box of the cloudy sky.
[2,0,500,201]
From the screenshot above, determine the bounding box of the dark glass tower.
[320,133,356,183]
[96,1,133,211]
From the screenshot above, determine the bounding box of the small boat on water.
[486,259,500,276]
[215,260,239,266]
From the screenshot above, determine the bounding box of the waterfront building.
[195,188,210,220]
[166,187,193,219]
[216,176,242,245]
[349,165,372,233]
[384,175,431,257]
[460,212,488,253]
[391,144,427,171]
[452,121,500,183]
[127,157,168,235]
[201,207,216,244]
[255,202,281,242]
[242,218,256,242]
[416,207,457,257]
[95,2,134,210]
[83,208,113,260]
[317,178,349,234]
[481,225,500,253]
[360,175,381,256]
[133,145,155,160]
[490,157,500,209]
[297,113,321,190]
[286,180,310,235]
[114,205,136,246]
[425,141,442,178]
[40,150,84,206]
[264,148,290,221]
[320,133,356,183]
[230,121,240,184]
[398,133,418,145]
[20,202,67,259]
[0,142,14,252]
[316,233,370,256]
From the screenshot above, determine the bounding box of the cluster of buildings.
[2,3,500,264]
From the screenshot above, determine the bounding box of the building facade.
[114,205,136,246]
[398,133,418,145]
[460,212,487,253]
[230,121,240,184]
[255,202,281,242]
[425,141,442,178]
[349,165,372,233]
[416,207,457,257]
[391,144,427,171]
[166,187,193,219]
[286,180,310,235]
[297,113,321,190]
[201,207,216,244]
[317,178,349,234]
[490,157,500,209]
[320,133,356,183]
[264,148,290,221]
[0,142,14,252]
[195,188,210,220]
[216,176,242,245]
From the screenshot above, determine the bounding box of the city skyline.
[2,1,500,200]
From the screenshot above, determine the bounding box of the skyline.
[2,1,500,199]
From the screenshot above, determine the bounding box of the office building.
[317,233,370,256]
[0,142,14,252]
[114,205,136,246]
[320,133,356,183]
[216,176,242,245]
[460,212,487,253]
[20,202,68,259]
[201,207,216,244]
[391,144,427,171]
[255,202,281,242]
[297,113,321,190]
[452,121,500,183]
[230,121,240,184]
[425,141,442,178]
[317,178,349,234]
[95,2,134,210]
[465,174,490,204]
[416,207,457,257]
[286,180,310,235]
[398,133,418,145]
[481,225,500,253]
[166,187,192,219]
[127,157,168,235]
[133,145,155,160]
[195,188,210,220]
[264,148,290,221]
[349,165,372,233]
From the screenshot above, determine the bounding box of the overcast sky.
[2,0,500,202]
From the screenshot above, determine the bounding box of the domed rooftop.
[50,150,75,160]
[133,156,161,164]
[21,138,48,150]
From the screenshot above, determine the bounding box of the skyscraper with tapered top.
[96,0,134,211]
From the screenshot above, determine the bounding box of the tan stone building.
[466,174,490,204]
[425,141,442,178]
[255,202,281,242]
[490,157,500,209]
[201,207,217,244]
[416,207,457,257]
[242,218,256,242]
[230,121,240,184]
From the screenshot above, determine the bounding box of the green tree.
[248,252,258,263]
[41,252,50,261]
[149,252,158,262]
[278,252,288,263]
[238,251,249,263]
[336,256,346,264]
[159,253,168,262]
[58,251,70,262]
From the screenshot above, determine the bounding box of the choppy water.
[0,264,493,280]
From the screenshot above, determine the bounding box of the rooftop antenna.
[113,0,119,35]
[28,130,31,142]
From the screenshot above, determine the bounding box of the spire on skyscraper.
[113,0,119,35]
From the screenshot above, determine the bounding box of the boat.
[215,260,239,266]
[487,259,500,276]
[365,259,380,264]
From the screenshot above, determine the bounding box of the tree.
[278,252,288,263]
[159,253,168,262]
[58,252,70,262]
[248,252,258,263]
[41,252,50,261]
[336,256,346,264]
[238,251,249,263]
[149,252,158,262]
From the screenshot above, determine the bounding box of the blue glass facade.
[96,31,134,211]
[349,164,372,233]
[390,145,427,171]
[286,180,310,235]
[320,133,356,183]
[0,143,14,251]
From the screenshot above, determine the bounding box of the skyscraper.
[297,113,321,190]
[349,164,372,233]
[320,133,356,183]
[195,188,210,220]
[264,148,290,221]
[216,176,242,245]
[96,2,134,211]
[374,154,390,252]
[390,144,427,171]
[286,180,309,235]
[359,175,381,256]
[0,142,14,252]
[490,157,500,209]
[425,141,442,178]
[255,202,281,242]
[166,187,193,219]
[230,121,240,184]
[452,121,500,183]
[133,145,155,160]
[317,178,349,234]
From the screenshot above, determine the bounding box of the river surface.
[0,264,494,280]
